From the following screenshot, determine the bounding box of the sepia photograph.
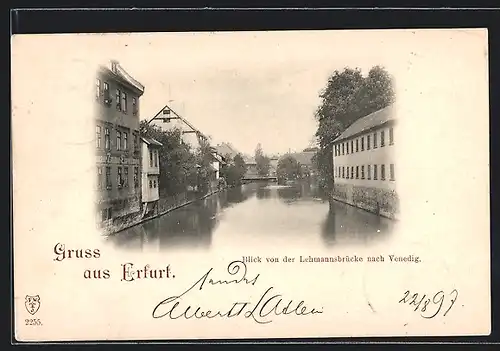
[94,44,399,252]
[12,28,490,341]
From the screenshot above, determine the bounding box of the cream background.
[12,29,490,341]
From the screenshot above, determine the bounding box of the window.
[367,135,371,150]
[381,130,385,147]
[390,164,395,181]
[134,134,138,152]
[361,137,364,151]
[373,132,378,148]
[367,165,371,180]
[356,166,359,179]
[350,140,354,153]
[149,150,154,167]
[149,180,153,188]
[373,165,378,180]
[105,166,112,189]
[121,91,127,113]
[356,139,359,152]
[134,167,139,188]
[389,127,394,145]
[154,150,158,167]
[116,89,121,110]
[123,132,128,150]
[117,167,123,187]
[346,166,349,179]
[103,82,110,103]
[132,98,138,115]
[104,128,110,150]
[96,126,101,148]
[381,164,386,180]
[97,167,102,189]
[153,180,157,188]
[124,167,129,187]
[346,142,349,154]
[361,165,365,179]
[96,79,101,99]
[351,166,354,179]
[116,131,121,151]
[342,143,345,155]
[101,208,112,222]
[342,166,345,178]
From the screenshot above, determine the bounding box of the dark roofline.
[141,136,163,147]
[332,105,396,144]
[98,64,145,97]
[332,119,396,145]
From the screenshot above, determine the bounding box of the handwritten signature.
[399,289,459,318]
[152,260,323,324]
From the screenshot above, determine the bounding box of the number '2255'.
[25,318,42,326]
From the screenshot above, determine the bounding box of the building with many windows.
[95,60,145,229]
[331,104,399,219]
[141,137,163,218]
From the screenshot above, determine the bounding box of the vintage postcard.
[12,28,490,341]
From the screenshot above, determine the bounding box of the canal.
[106,181,395,252]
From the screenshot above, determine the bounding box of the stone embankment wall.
[101,181,227,236]
[330,183,400,220]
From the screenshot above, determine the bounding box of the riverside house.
[95,60,144,229]
[331,104,399,219]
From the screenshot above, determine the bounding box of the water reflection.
[106,181,395,251]
[321,200,393,246]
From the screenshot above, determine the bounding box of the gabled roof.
[215,142,241,159]
[280,152,315,166]
[141,136,163,147]
[334,104,395,143]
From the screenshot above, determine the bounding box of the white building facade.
[141,137,162,217]
[331,105,399,219]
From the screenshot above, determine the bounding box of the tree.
[277,155,302,180]
[194,138,217,194]
[220,153,247,186]
[255,143,271,176]
[314,65,395,190]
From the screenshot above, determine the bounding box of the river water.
[106,181,395,252]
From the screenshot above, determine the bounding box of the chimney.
[110,60,119,73]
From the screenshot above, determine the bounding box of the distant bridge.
[242,176,278,182]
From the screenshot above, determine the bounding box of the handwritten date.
[399,289,458,318]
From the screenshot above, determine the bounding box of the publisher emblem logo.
[25,295,40,315]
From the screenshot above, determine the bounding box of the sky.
[84,30,421,155]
